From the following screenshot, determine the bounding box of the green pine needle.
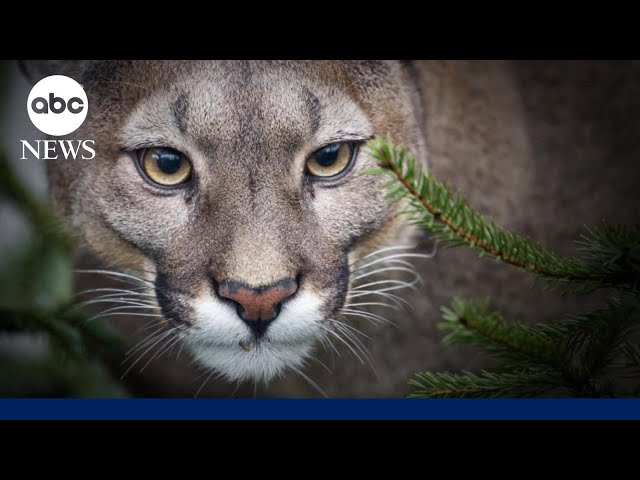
[408,370,564,398]
[439,298,560,370]
[366,135,639,293]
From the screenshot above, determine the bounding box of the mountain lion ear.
[17,60,96,85]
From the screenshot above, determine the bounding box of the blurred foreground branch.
[0,66,125,396]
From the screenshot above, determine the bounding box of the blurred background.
[1,60,639,397]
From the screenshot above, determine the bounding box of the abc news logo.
[21,75,95,160]
[31,93,85,114]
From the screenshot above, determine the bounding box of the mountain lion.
[18,60,640,397]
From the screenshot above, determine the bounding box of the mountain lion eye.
[306,142,356,179]
[138,147,192,187]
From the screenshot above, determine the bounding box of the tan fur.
[20,60,640,397]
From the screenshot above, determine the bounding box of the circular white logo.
[27,75,88,136]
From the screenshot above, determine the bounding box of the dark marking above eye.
[171,92,189,134]
[303,87,322,134]
[233,61,253,88]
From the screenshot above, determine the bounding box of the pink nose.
[218,278,298,333]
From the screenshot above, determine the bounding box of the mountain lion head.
[20,60,428,385]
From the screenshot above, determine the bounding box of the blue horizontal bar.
[0,399,639,420]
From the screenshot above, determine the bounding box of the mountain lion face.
[21,60,428,383]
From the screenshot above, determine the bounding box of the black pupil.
[154,149,182,174]
[315,144,340,167]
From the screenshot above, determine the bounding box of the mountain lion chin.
[186,341,317,384]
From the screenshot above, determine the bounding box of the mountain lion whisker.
[343,301,401,311]
[121,328,177,378]
[351,266,419,282]
[328,320,378,378]
[74,269,154,286]
[351,258,418,276]
[339,308,396,327]
[86,312,164,322]
[351,254,421,273]
[125,326,170,355]
[327,318,374,341]
[86,304,161,323]
[133,320,165,337]
[318,330,341,358]
[346,290,414,310]
[350,248,435,269]
[194,368,218,398]
[75,297,157,309]
[320,325,365,365]
[139,333,183,373]
[74,286,155,297]
[351,278,419,292]
[289,364,328,398]
[326,322,372,363]
[348,244,418,268]
[307,354,333,375]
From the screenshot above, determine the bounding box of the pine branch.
[0,306,123,361]
[434,297,640,395]
[366,135,634,292]
[575,224,640,290]
[537,297,640,380]
[0,151,73,252]
[0,140,123,393]
[0,354,128,397]
[408,370,564,398]
[0,307,86,359]
[439,298,559,371]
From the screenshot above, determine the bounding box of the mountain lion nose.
[217,278,298,337]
